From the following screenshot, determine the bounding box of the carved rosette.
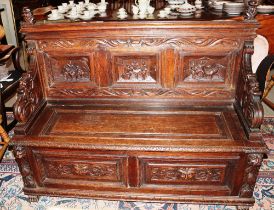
[151,167,223,182]
[14,41,43,123]
[22,7,35,25]
[238,41,263,129]
[13,146,36,188]
[239,153,263,197]
[244,0,259,20]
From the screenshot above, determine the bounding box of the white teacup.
[57,5,63,11]
[51,9,59,17]
[83,10,90,17]
[62,3,68,8]
[164,7,171,14]
[132,7,139,15]
[147,6,155,14]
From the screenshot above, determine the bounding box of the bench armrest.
[235,41,264,140]
[13,41,44,125]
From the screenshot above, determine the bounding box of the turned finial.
[22,7,36,25]
[244,0,260,20]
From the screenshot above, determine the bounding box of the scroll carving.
[13,146,36,188]
[14,41,43,123]
[47,162,117,178]
[38,38,239,50]
[237,41,263,129]
[22,7,35,25]
[239,154,263,197]
[244,0,259,20]
[150,167,223,182]
[49,87,232,98]
[185,57,225,82]
[97,38,239,48]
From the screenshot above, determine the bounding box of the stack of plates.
[223,2,244,15]
[257,5,274,14]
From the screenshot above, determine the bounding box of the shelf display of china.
[167,0,186,9]
[257,5,274,14]
[176,0,196,15]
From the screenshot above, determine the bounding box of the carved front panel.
[32,150,127,187]
[176,54,234,86]
[145,163,226,185]
[44,54,94,86]
[139,156,242,191]
[112,55,159,86]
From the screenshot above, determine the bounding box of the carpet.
[0,119,273,210]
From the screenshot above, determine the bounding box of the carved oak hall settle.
[11,1,268,209]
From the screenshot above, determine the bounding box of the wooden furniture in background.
[256,14,274,54]
[11,2,268,209]
[0,44,23,132]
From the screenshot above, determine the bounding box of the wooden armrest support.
[235,41,264,140]
[13,41,43,124]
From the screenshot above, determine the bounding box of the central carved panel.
[113,55,158,86]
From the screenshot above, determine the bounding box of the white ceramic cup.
[69,0,74,5]
[62,3,68,7]
[51,9,59,17]
[57,5,63,11]
[83,10,90,17]
[147,6,155,14]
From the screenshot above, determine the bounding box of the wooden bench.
[11,3,268,209]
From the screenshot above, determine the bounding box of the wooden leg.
[28,195,40,203]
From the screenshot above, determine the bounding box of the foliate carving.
[239,154,263,197]
[62,58,90,81]
[47,162,117,178]
[119,61,154,82]
[49,87,232,98]
[22,7,35,25]
[38,40,96,50]
[13,146,36,188]
[38,38,239,50]
[185,57,225,82]
[150,167,223,182]
[238,41,263,129]
[97,38,239,48]
[14,41,43,123]
[244,0,259,20]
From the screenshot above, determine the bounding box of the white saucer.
[79,14,94,20]
[117,14,128,19]
[65,14,79,20]
[47,14,64,20]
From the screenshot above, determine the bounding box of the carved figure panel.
[45,56,92,85]
[182,56,228,83]
[144,163,226,185]
[44,159,121,182]
[113,55,158,86]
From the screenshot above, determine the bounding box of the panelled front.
[35,36,242,100]
[30,149,128,189]
[28,148,245,196]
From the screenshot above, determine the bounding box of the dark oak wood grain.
[11,1,267,208]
